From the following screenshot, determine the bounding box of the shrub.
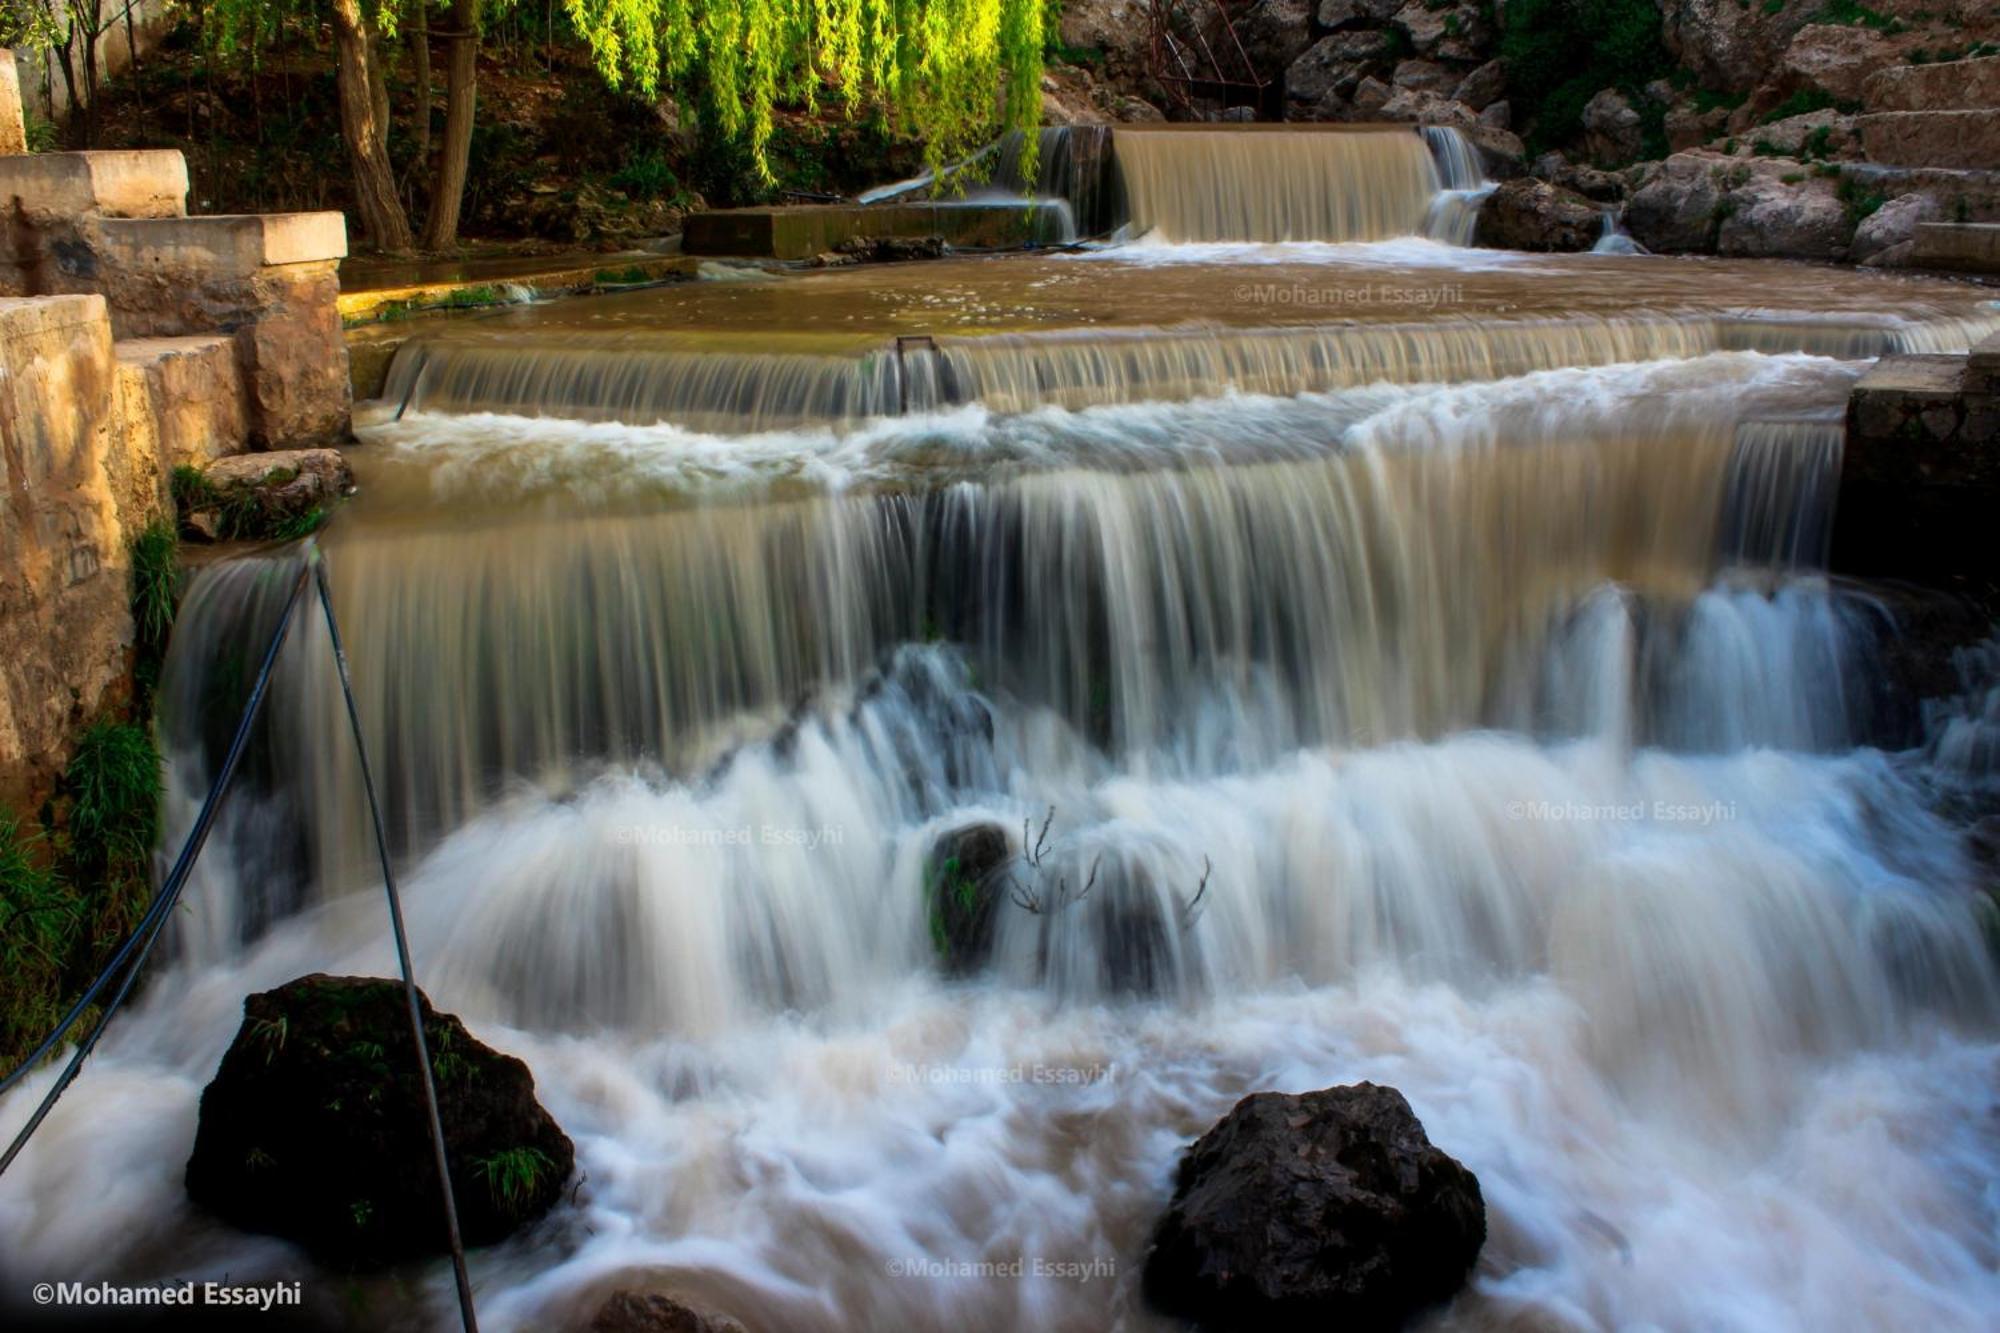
[1501,0,1673,156]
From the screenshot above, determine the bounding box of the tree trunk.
[331,0,416,252]
[409,14,432,167]
[365,21,391,155]
[422,0,482,252]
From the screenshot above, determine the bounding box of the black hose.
[0,557,312,1169]
[312,558,480,1333]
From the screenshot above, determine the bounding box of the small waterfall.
[1419,126,1495,245]
[1593,206,1648,254]
[1720,418,1845,568]
[1109,127,1448,242]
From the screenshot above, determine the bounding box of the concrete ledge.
[684,202,1068,260]
[92,211,348,274]
[1858,110,2000,170]
[1863,57,2000,113]
[1910,222,2000,275]
[0,150,188,220]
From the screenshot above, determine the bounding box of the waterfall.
[1108,127,1450,243]
[1594,206,1648,254]
[372,310,1988,431]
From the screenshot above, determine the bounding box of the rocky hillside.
[1047,0,2000,263]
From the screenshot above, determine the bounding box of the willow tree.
[222,0,1043,253]
[563,0,1044,189]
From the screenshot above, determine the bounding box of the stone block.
[1910,222,2000,275]
[1970,330,2000,397]
[1858,110,2000,170]
[1863,56,2000,113]
[115,335,250,468]
[0,149,188,224]
[90,211,347,276]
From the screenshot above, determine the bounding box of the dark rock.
[1453,59,1506,112]
[1144,1082,1485,1331]
[1625,152,1729,254]
[589,1289,748,1333]
[1236,0,1316,82]
[1474,178,1602,252]
[927,822,1013,975]
[186,974,575,1268]
[1582,87,1644,166]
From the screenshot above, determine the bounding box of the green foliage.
[1759,88,1853,123]
[608,149,684,201]
[1814,0,1901,31]
[1500,0,1672,157]
[562,0,1045,185]
[473,1146,554,1212]
[129,520,181,703]
[1837,174,1887,224]
[65,721,162,879]
[0,816,72,1066]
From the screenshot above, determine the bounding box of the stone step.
[1858,109,2000,170]
[92,211,347,275]
[114,335,248,469]
[1863,56,2000,113]
[1910,222,2000,275]
[0,150,187,222]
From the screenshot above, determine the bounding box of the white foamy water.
[5,296,1999,1333]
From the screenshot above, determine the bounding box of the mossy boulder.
[186,974,574,1267]
[926,822,1012,975]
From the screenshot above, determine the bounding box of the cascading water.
[7,134,2000,1333]
[1109,126,1453,243]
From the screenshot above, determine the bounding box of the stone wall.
[0,48,353,808]
[0,294,159,811]
[1833,332,2000,589]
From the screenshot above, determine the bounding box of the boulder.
[1664,0,1783,93]
[1352,76,1394,116]
[1474,178,1603,252]
[1780,24,1889,105]
[180,447,354,542]
[1286,38,1369,118]
[1716,165,1852,261]
[1750,108,1853,158]
[589,1290,748,1333]
[1055,0,1154,80]
[1392,2,1449,54]
[926,822,1013,975]
[1625,151,1731,253]
[1318,0,1401,25]
[1453,59,1506,112]
[1479,99,1512,131]
[1237,0,1316,82]
[1464,123,1527,178]
[1666,102,1731,151]
[1393,59,1455,93]
[186,974,575,1268]
[1582,87,1644,165]
[1852,192,1940,265]
[1144,1082,1485,1331]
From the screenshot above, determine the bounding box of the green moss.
[1814,0,1903,32]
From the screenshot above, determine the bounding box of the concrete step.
[1910,222,2000,275]
[0,150,187,221]
[1859,109,2000,170]
[1864,56,2000,113]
